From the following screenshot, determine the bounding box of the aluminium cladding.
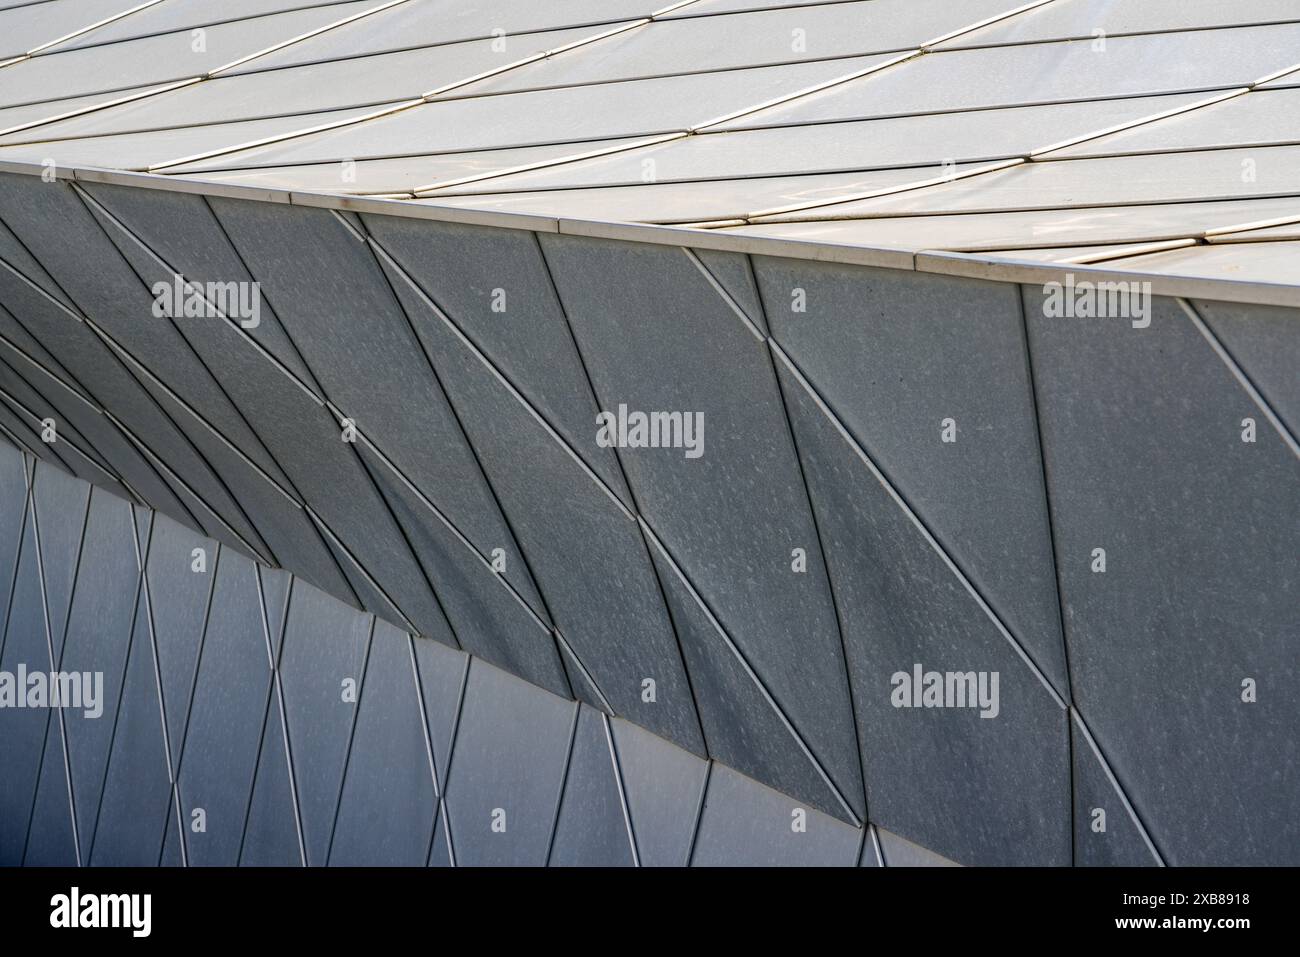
[0,0,1293,302]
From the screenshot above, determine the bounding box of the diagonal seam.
[639,516,862,826]
[1070,707,1165,866]
[769,338,1067,710]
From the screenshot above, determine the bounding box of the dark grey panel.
[1195,300,1300,438]
[312,511,425,635]
[90,588,173,867]
[644,525,855,821]
[1071,711,1161,868]
[541,234,862,814]
[0,440,24,626]
[609,716,708,868]
[755,256,1068,694]
[175,547,274,866]
[379,250,706,756]
[410,633,468,793]
[208,197,548,617]
[695,248,768,335]
[31,459,88,659]
[0,251,236,530]
[877,827,961,867]
[93,346,274,561]
[1024,292,1299,866]
[0,323,198,525]
[0,209,77,313]
[443,660,575,866]
[0,301,92,403]
[330,623,436,866]
[0,175,291,488]
[0,389,125,498]
[0,506,50,864]
[80,182,321,392]
[774,348,1071,865]
[357,439,569,697]
[277,584,372,866]
[22,715,77,865]
[692,763,861,867]
[143,513,216,774]
[0,360,113,476]
[549,705,635,867]
[239,682,303,867]
[361,214,632,505]
[55,485,140,853]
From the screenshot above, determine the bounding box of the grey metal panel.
[0,353,115,476]
[22,715,78,865]
[330,623,437,866]
[208,196,548,621]
[31,459,89,660]
[541,234,863,816]
[357,440,570,698]
[1103,239,1300,288]
[1195,300,1300,437]
[443,660,576,866]
[644,526,855,821]
[379,248,707,756]
[0,439,23,625]
[755,257,1068,692]
[695,249,767,334]
[55,0,366,50]
[549,705,635,866]
[143,513,216,774]
[1023,292,1300,866]
[774,348,1072,865]
[277,583,372,866]
[0,300,91,402]
[89,586,173,866]
[877,827,961,867]
[0,176,292,489]
[54,484,140,851]
[0,506,51,864]
[1071,711,1161,868]
[314,512,428,632]
[239,682,303,866]
[410,634,468,793]
[608,716,708,867]
[79,181,321,392]
[174,547,274,866]
[362,214,633,505]
[691,763,861,866]
[160,812,182,866]
[0,321,198,525]
[0,210,275,534]
[0,211,77,313]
